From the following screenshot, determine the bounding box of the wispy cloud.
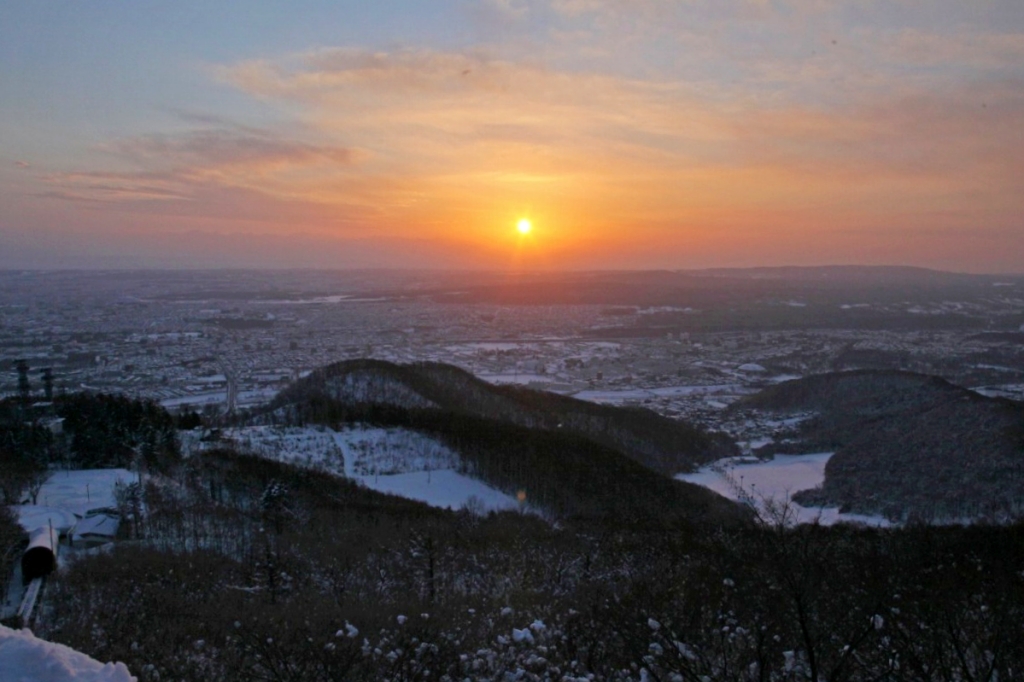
[216,44,1024,220]
[40,126,360,206]
[18,0,1024,269]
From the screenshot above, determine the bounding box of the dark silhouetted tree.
[14,359,30,406]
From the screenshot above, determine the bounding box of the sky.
[1,1,1022,272]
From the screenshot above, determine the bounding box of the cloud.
[880,29,1024,70]
[25,2,1024,270]
[110,128,357,174]
[14,160,30,169]
[41,39,1024,241]
[218,44,1024,183]
[734,79,1024,178]
[37,170,191,203]
[39,127,360,208]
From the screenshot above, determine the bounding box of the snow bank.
[13,506,79,535]
[0,625,136,682]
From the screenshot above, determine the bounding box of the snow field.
[35,469,134,516]
[221,425,519,513]
[351,470,519,513]
[14,469,135,535]
[678,454,890,527]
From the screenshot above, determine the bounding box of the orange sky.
[2,1,1023,271]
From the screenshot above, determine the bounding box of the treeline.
[259,398,749,527]
[36,449,1024,681]
[268,359,737,476]
[0,406,53,505]
[0,505,22,611]
[56,392,180,471]
[0,392,182,502]
[734,370,1024,521]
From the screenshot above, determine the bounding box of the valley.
[2,267,1024,681]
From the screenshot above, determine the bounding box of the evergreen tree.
[14,359,30,406]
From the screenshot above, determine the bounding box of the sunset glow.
[1,2,1022,271]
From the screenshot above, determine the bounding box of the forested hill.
[269,359,737,475]
[733,370,1024,520]
[260,360,750,527]
[0,393,180,505]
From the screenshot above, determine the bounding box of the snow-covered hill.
[677,454,890,527]
[220,425,519,513]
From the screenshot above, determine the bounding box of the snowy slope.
[353,469,519,512]
[221,425,519,512]
[0,625,136,682]
[678,454,890,527]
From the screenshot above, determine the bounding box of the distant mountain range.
[733,370,1024,521]
[259,359,749,526]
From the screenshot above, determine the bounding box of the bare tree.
[25,467,50,505]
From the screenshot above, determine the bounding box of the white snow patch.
[71,514,120,542]
[13,506,79,535]
[358,470,519,512]
[971,384,1024,400]
[737,363,767,373]
[0,625,136,682]
[15,469,134,535]
[223,426,518,513]
[479,373,552,385]
[678,454,890,527]
[35,469,134,516]
[159,391,227,408]
[512,628,534,644]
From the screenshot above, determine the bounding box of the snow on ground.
[236,388,280,407]
[0,625,136,682]
[35,469,134,516]
[331,427,518,512]
[158,391,227,408]
[768,374,803,384]
[447,342,525,352]
[479,373,553,385]
[678,454,890,527]
[221,425,518,513]
[12,506,79,535]
[574,384,750,404]
[355,469,519,512]
[223,426,345,473]
[12,469,133,545]
[737,363,766,373]
[334,426,459,476]
[71,514,121,542]
[971,383,1024,401]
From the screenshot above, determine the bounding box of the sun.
[517,218,532,235]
